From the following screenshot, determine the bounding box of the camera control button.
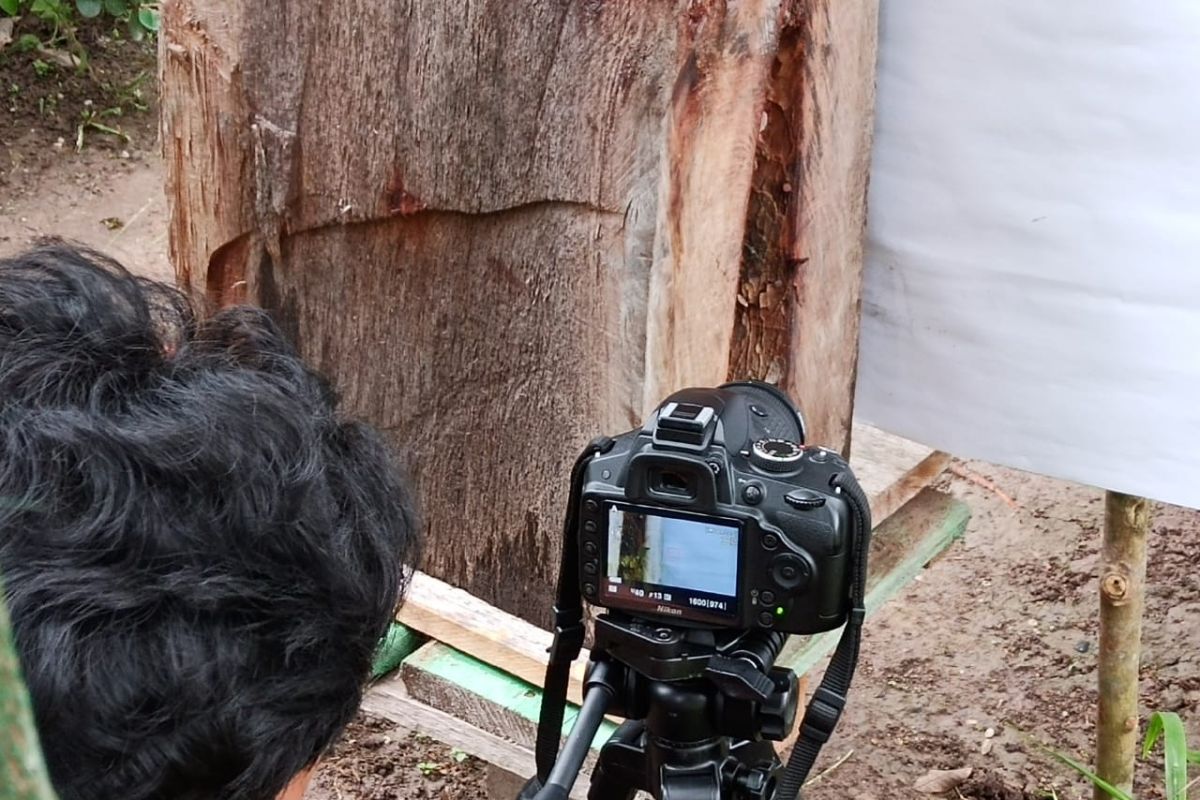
[583,561,598,576]
[771,554,811,590]
[783,488,826,510]
[762,533,780,551]
[751,438,804,472]
[583,541,598,557]
[584,499,599,513]
[760,590,776,605]
[743,483,765,505]
[583,583,597,597]
[809,447,839,464]
[583,520,598,533]
[758,611,775,626]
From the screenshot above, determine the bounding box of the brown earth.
[1,35,1197,800]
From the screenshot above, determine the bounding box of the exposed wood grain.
[398,643,619,748]
[161,0,879,624]
[781,0,880,455]
[397,571,589,706]
[850,422,952,523]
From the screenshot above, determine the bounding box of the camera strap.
[775,469,872,800]
[533,436,615,784]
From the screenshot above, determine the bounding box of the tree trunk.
[1095,491,1151,799]
[160,0,878,624]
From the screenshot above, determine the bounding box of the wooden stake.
[1095,491,1151,799]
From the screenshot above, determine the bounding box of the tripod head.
[593,614,798,743]
[589,614,800,799]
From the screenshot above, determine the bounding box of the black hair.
[0,240,419,800]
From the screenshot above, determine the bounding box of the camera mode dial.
[750,438,804,473]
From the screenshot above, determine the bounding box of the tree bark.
[160,0,878,624]
[1095,491,1150,799]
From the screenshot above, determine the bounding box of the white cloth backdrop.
[855,1,1200,508]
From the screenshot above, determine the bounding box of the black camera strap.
[774,469,872,800]
[534,437,615,784]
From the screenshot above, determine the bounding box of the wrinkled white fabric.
[856,1,1200,507]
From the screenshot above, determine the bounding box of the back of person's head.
[0,240,419,800]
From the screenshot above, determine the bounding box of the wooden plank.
[362,676,590,800]
[397,571,589,706]
[397,642,618,749]
[776,487,970,676]
[850,422,952,524]
[370,622,426,680]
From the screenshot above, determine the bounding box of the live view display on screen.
[601,505,740,620]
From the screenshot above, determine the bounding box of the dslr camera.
[576,381,857,635]
[524,381,870,800]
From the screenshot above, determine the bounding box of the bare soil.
[1,38,1197,800]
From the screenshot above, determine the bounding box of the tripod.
[522,614,800,800]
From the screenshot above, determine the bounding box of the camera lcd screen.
[600,505,740,622]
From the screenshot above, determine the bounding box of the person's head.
[0,240,419,800]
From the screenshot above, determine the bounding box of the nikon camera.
[576,381,862,636]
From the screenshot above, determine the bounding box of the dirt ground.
[2,37,1197,800]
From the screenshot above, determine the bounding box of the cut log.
[727,1,880,456]
[161,0,879,624]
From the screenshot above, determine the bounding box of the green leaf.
[135,6,157,31]
[75,0,101,17]
[0,0,19,17]
[16,32,40,50]
[102,0,125,15]
[1038,745,1135,800]
[1188,749,1200,765]
[125,13,143,39]
[1143,712,1191,800]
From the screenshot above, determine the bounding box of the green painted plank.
[778,488,970,676]
[371,623,427,679]
[405,643,619,750]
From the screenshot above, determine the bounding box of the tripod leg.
[588,720,645,800]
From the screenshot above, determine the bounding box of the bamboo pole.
[1095,491,1151,799]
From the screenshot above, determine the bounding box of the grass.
[1030,711,1199,800]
